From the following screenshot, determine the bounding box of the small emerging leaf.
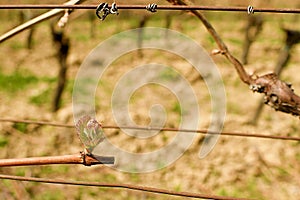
[75,115,105,154]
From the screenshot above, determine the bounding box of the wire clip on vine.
[247,5,254,14]
[146,3,158,13]
[110,2,119,15]
[96,2,119,21]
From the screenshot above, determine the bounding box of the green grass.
[217,179,265,200]
[227,101,241,115]
[159,67,180,81]
[206,34,216,46]
[10,41,26,50]
[172,102,181,115]
[173,184,182,192]
[0,135,8,147]
[161,132,169,143]
[289,121,299,135]
[228,37,243,46]
[74,33,90,42]
[39,166,70,175]
[15,168,27,176]
[0,69,59,107]
[296,153,300,161]
[29,78,74,107]
[33,190,64,200]
[129,171,141,182]
[29,88,52,106]
[218,188,228,196]
[102,173,117,182]
[277,167,290,180]
[0,69,39,94]
[13,122,28,133]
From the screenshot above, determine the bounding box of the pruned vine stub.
[250,73,300,116]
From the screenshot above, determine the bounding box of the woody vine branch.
[167,0,300,117]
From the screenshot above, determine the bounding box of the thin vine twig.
[167,0,300,117]
[0,174,252,200]
[0,0,86,43]
[0,153,114,167]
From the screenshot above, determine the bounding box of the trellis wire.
[0,174,251,200]
[1,118,299,141]
[0,4,300,14]
[0,4,297,200]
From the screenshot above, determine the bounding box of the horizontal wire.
[0,118,74,128]
[0,174,251,200]
[1,118,300,141]
[0,4,299,14]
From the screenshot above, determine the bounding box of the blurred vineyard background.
[0,0,300,199]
